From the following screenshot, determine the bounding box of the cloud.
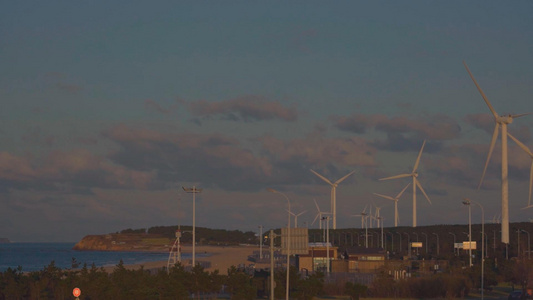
[144,99,175,114]
[102,124,274,191]
[464,113,494,135]
[183,95,298,122]
[332,113,461,152]
[258,135,376,169]
[0,149,156,193]
[101,124,378,191]
[0,152,36,182]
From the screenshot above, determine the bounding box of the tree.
[225,266,256,300]
[344,282,367,300]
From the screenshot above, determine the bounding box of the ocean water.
[0,243,182,272]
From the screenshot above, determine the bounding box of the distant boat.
[0,238,11,244]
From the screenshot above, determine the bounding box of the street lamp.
[259,225,263,260]
[182,186,202,266]
[448,232,456,255]
[421,232,428,254]
[521,230,531,260]
[268,188,291,300]
[396,232,402,254]
[462,199,473,267]
[517,229,521,258]
[322,216,331,274]
[432,233,439,256]
[403,232,411,258]
[388,232,394,253]
[464,197,485,300]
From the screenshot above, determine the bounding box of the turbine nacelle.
[496,115,514,124]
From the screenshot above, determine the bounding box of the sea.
[0,243,185,272]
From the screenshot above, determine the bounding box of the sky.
[1,1,533,242]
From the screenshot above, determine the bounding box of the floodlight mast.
[183,186,202,266]
[268,188,291,300]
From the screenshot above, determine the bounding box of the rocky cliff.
[73,233,172,252]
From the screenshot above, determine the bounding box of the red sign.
[73,287,81,297]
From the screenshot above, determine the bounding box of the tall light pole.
[259,225,263,260]
[432,233,439,256]
[378,217,384,249]
[182,186,202,266]
[403,232,411,259]
[465,198,485,300]
[323,216,331,274]
[396,232,402,254]
[421,232,428,254]
[462,199,473,267]
[449,232,456,255]
[413,232,419,255]
[388,232,394,253]
[522,230,531,260]
[267,188,291,300]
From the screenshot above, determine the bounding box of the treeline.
[2,258,532,299]
[0,262,326,300]
[118,226,257,245]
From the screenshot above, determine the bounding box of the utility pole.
[183,186,202,266]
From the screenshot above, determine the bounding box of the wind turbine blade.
[297,211,307,217]
[379,173,411,181]
[312,213,320,225]
[478,123,500,189]
[463,61,499,119]
[508,133,533,157]
[310,169,333,185]
[313,199,321,212]
[396,183,412,199]
[415,180,432,204]
[362,204,368,213]
[412,140,426,172]
[511,113,532,119]
[373,193,396,201]
[334,170,355,185]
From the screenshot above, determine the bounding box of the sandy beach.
[103,245,264,275]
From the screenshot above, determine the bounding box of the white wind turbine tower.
[463,61,530,244]
[289,210,307,228]
[310,169,355,229]
[373,183,411,227]
[379,140,431,227]
[312,199,330,230]
[508,133,533,208]
[352,206,369,248]
[352,205,368,229]
[373,205,383,228]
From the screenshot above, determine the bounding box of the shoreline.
[101,244,263,275]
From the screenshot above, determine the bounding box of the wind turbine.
[289,210,307,228]
[507,133,533,207]
[352,205,368,229]
[311,199,330,230]
[463,61,530,244]
[374,183,411,227]
[379,140,431,227]
[352,205,369,248]
[373,205,383,228]
[310,169,355,229]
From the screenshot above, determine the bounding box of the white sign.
[462,241,477,250]
[454,242,463,249]
[281,227,309,255]
[411,242,423,248]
